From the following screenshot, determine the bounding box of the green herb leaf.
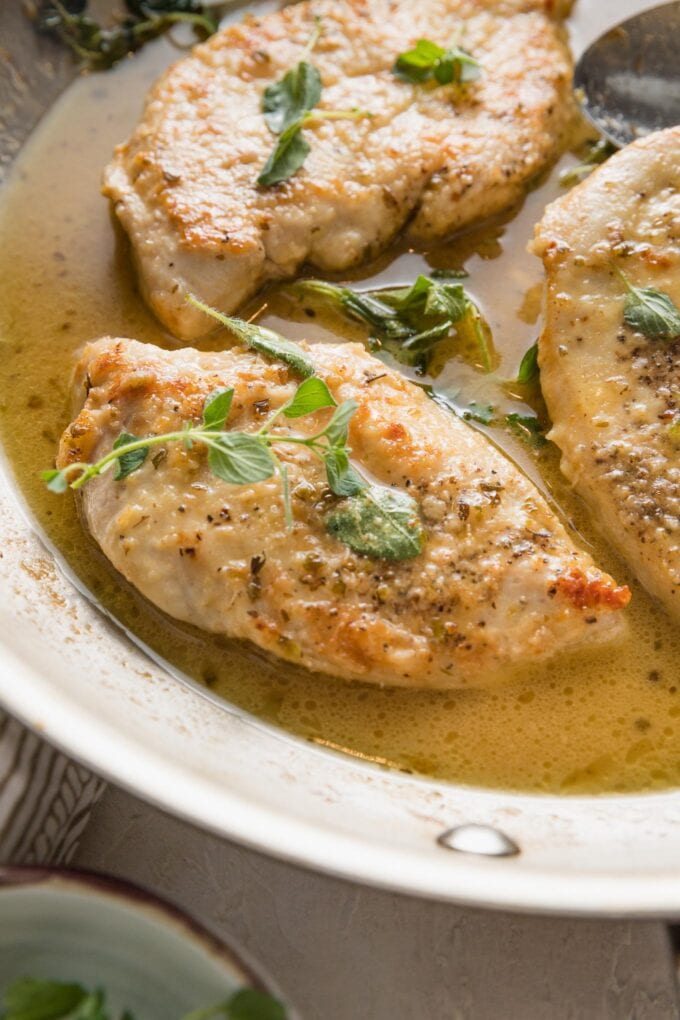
[263,61,322,133]
[202,387,234,431]
[225,989,287,1020]
[381,275,467,323]
[393,38,481,86]
[112,432,149,480]
[42,468,69,493]
[623,285,680,342]
[559,138,616,188]
[505,413,546,448]
[2,978,87,1020]
[295,280,411,340]
[181,988,288,1020]
[325,485,424,561]
[257,118,311,187]
[69,990,108,1020]
[281,376,336,418]
[517,342,539,384]
[393,39,444,81]
[323,447,366,497]
[294,276,492,371]
[33,0,216,71]
[207,433,276,486]
[322,399,359,446]
[186,296,316,378]
[433,46,481,85]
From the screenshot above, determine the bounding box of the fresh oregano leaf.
[293,276,491,370]
[257,118,311,187]
[559,138,616,188]
[623,285,680,341]
[206,433,275,486]
[42,468,69,493]
[393,39,481,87]
[263,61,322,133]
[517,342,539,384]
[202,387,234,430]
[433,46,482,85]
[281,376,336,418]
[325,485,424,561]
[186,296,316,378]
[112,432,149,480]
[322,399,359,446]
[393,38,446,81]
[323,447,366,497]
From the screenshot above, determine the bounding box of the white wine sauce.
[1,30,679,795]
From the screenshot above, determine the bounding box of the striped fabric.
[0,712,104,865]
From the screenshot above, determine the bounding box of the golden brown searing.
[58,337,629,688]
[103,0,575,339]
[533,127,680,620]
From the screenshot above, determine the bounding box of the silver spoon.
[574,0,680,147]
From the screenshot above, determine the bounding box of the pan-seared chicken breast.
[533,127,680,620]
[57,336,628,688]
[103,0,575,340]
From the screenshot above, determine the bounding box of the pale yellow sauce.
[1,34,680,795]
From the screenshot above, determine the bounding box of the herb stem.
[609,260,634,292]
[300,15,323,62]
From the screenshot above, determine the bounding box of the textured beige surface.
[59,336,627,688]
[76,786,680,1020]
[533,128,680,619]
[103,0,575,339]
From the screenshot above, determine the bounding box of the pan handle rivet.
[437,824,520,857]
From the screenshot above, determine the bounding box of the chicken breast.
[533,127,680,619]
[57,335,628,688]
[103,0,575,340]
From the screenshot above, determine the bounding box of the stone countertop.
[74,785,680,1020]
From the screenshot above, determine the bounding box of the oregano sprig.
[292,275,493,371]
[43,374,424,560]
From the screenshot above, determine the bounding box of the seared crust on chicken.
[57,336,628,688]
[533,127,680,619]
[103,0,574,340]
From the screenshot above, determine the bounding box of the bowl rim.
[0,865,268,997]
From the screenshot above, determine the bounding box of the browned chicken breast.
[103,0,575,340]
[57,336,628,688]
[533,127,680,620]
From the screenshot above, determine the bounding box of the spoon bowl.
[575,1,680,146]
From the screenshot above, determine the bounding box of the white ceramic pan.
[1,0,676,918]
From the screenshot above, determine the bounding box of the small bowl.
[0,866,285,1019]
